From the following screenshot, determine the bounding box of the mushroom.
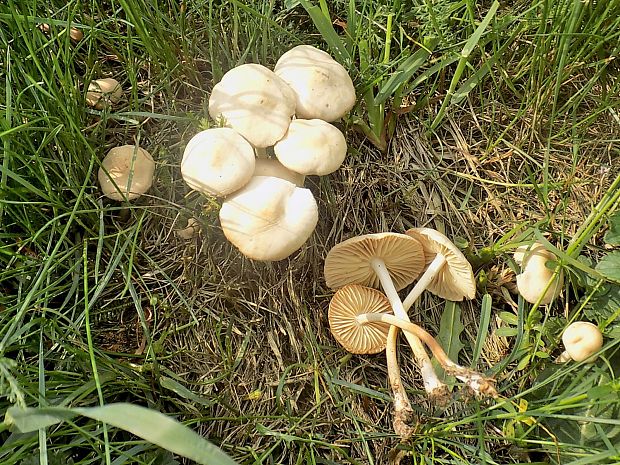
[514,241,564,304]
[402,228,476,309]
[86,78,123,110]
[181,128,255,197]
[253,158,305,187]
[274,119,347,176]
[274,45,356,122]
[175,217,200,240]
[329,285,497,399]
[208,63,296,148]
[556,321,603,363]
[324,233,448,400]
[328,284,414,438]
[219,176,318,261]
[98,145,155,201]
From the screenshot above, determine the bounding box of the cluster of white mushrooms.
[180,45,356,261]
[323,230,496,438]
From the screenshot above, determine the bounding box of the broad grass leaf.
[595,251,620,283]
[604,211,620,246]
[5,403,238,465]
[297,0,351,64]
[433,301,465,381]
[471,294,492,365]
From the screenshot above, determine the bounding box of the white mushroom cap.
[98,145,155,201]
[219,176,318,261]
[274,119,346,176]
[561,321,603,362]
[253,158,305,187]
[274,45,356,122]
[514,242,564,304]
[181,128,255,197]
[86,78,123,110]
[208,64,296,148]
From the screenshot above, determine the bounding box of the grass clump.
[1,0,619,464]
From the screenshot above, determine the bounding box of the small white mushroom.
[557,321,603,363]
[86,78,123,110]
[98,145,155,201]
[274,119,347,176]
[219,176,318,261]
[208,64,296,148]
[274,45,356,122]
[181,128,255,197]
[514,242,564,304]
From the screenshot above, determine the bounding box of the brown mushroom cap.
[324,233,425,290]
[329,284,393,354]
[98,145,155,201]
[405,228,475,301]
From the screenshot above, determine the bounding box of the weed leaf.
[595,251,620,284]
[605,211,620,246]
[5,403,237,465]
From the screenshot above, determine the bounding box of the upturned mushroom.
[98,145,155,201]
[556,321,603,363]
[274,119,347,176]
[86,78,123,110]
[274,45,356,122]
[208,63,296,147]
[328,284,414,438]
[514,241,564,304]
[219,176,318,261]
[402,228,476,308]
[324,233,448,400]
[181,128,255,197]
[329,284,497,399]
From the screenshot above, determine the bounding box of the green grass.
[1,0,619,464]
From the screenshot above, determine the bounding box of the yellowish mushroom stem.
[369,258,447,400]
[357,313,498,398]
[386,325,414,439]
[402,253,447,310]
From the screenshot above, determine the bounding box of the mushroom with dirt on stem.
[556,321,603,363]
[329,284,498,399]
[328,284,415,438]
[98,145,155,201]
[324,233,449,401]
[513,241,564,305]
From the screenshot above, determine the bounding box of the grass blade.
[5,403,238,465]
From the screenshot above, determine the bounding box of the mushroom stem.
[402,253,447,311]
[357,313,498,398]
[369,258,447,399]
[386,326,414,439]
[555,351,572,363]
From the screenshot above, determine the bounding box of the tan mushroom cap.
[405,228,476,301]
[181,128,255,197]
[274,119,347,176]
[98,145,155,201]
[86,78,123,110]
[274,45,356,122]
[208,63,296,148]
[562,321,603,362]
[324,233,425,290]
[329,284,393,354]
[219,176,318,261]
[253,158,305,187]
